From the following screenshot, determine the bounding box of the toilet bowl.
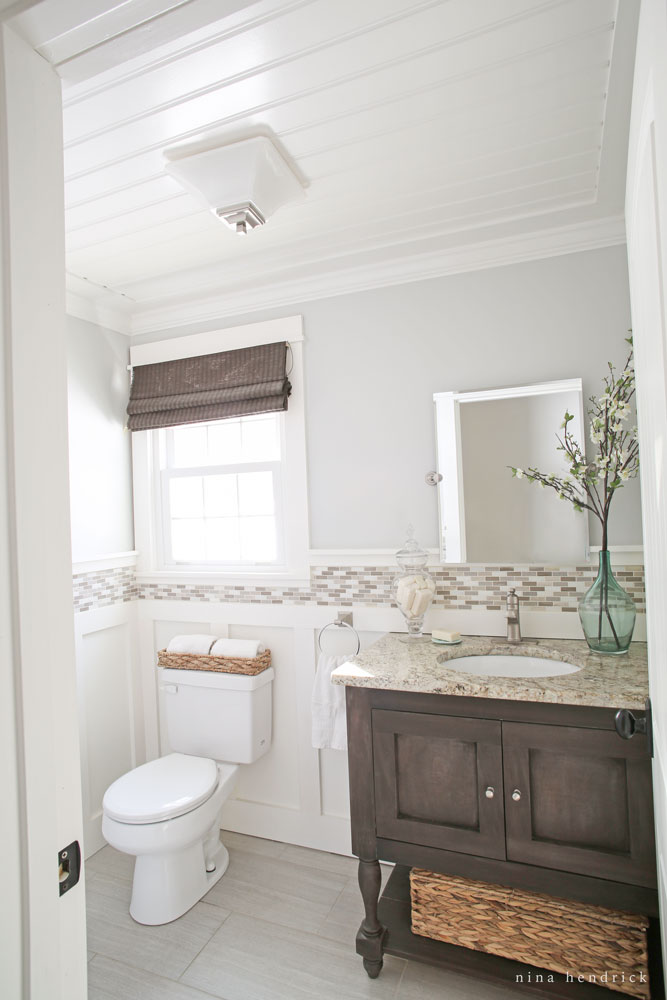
[103,753,239,925]
[101,663,274,925]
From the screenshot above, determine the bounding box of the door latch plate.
[59,841,81,896]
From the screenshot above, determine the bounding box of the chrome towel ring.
[317,613,361,655]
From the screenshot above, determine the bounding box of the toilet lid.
[103,753,219,824]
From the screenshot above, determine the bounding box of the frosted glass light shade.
[164,136,304,230]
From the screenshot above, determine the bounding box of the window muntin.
[158,413,284,568]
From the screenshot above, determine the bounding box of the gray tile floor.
[85,831,519,999]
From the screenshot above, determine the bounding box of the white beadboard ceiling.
[7,0,638,335]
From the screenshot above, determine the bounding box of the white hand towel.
[312,653,350,751]
[166,634,217,654]
[210,638,265,658]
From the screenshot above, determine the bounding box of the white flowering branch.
[510,337,638,551]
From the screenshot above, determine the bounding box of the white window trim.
[131,316,310,582]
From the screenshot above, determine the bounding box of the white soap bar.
[409,588,433,617]
[396,580,409,606]
[398,584,417,614]
[432,629,461,642]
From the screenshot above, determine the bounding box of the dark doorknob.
[614,709,644,740]
[614,699,653,757]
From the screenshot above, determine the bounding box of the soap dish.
[431,637,463,646]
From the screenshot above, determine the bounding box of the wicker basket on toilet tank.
[157,648,271,675]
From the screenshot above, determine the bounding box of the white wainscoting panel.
[226,624,301,811]
[75,603,138,857]
[137,600,393,855]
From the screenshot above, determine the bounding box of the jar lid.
[396,526,428,569]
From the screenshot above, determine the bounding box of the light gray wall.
[135,244,641,553]
[67,316,134,561]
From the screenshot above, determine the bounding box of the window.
[130,317,309,579]
[159,413,284,567]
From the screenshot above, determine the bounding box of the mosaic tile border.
[139,564,646,614]
[72,565,139,613]
[73,563,645,615]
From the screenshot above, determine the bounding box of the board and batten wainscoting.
[72,549,646,859]
[73,553,139,856]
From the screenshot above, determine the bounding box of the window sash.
[163,413,281,470]
[159,462,285,568]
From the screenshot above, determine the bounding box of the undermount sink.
[438,653,581,679]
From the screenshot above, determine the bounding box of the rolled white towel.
[210,638,265,659]
[167,634,217,654]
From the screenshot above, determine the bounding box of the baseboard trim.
[220,799,352,857]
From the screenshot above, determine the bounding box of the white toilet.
[102,666,274,925]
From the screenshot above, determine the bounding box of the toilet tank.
[159,667,274,764]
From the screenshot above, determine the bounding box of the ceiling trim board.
[0,0,43,20]
[61,52,610,189]
[40,1,196,66]
[60,0,455,135]
[60,0,319,98]
[126,214,626,336]
[66,284,132,336]
[60,0,577,106]
[64,160,598,255]
[85,183,601,295]
[60,12,613,160]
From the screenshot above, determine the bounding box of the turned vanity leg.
[356,858,387,978]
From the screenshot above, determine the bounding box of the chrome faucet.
[506,589,522,644]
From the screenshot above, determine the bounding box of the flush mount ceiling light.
[164,136,305,235]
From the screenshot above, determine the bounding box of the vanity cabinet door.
[503,722,656,888]
[372,710,505,860]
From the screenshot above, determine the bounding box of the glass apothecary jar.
[393,529,436,643]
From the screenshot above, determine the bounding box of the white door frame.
[625,0,667,970]
[0,22,87,1000]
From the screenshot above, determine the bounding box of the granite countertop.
[331,634,649,709]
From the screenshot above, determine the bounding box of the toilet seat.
[103,753,219,824]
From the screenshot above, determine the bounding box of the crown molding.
[64,214,626,337]
[127,214,626,336]
[66,273,132,335]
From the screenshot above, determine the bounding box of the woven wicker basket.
[157,648,271,676]
[410,869,650,999]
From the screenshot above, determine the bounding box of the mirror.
[433,379,589,565]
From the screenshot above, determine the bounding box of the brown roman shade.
[127,341,291,431]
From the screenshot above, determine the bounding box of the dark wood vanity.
[339,636,660,998]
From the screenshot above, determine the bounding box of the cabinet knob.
[485,786,494,799]
[512,789,522,802]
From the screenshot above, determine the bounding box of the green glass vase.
[578,551,636,654]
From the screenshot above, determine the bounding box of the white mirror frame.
[433,378,587,564]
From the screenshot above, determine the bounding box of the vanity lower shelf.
[344,673,661,998]
[379,866,663,1000]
